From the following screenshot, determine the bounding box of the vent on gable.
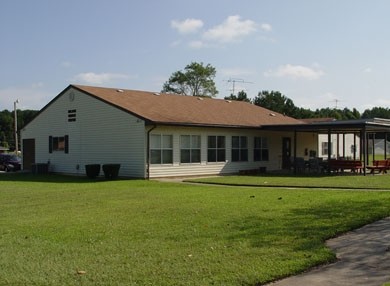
[225,100,232,103]
[269,113,276,117]
[68,109,77,122]
[154,92,161,96]
[117,89,124,93]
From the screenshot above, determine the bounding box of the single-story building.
[21,84,320,178]
[21,84,390,177]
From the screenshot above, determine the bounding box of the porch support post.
[337,133,340,159]
[372,133,376,162]
[353,133,357,160]
[327,129,331,174]
[362,128,367,176]
[343,133,346,158]
[385,133,388,159]
[293,130,297,174]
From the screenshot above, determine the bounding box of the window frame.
[180,135,201,164]
[150,134,173,165]
[321,142,332,156]
[49,135,69,154]
[231,136,248,162]
[254,137,269,161]
[207,135,226,163]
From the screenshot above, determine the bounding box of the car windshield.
[1,154,20,161]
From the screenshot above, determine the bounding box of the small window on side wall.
[49,135,69,153]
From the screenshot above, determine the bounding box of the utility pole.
[14,99,19,154]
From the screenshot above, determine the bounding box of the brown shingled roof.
[73,85,303,128]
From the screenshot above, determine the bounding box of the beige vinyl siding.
[148,126,293,178]
[22,88,146,177]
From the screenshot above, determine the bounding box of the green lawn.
[0,173,389,285]
[187,173,390,189]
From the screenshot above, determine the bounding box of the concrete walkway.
[267,217,390,286]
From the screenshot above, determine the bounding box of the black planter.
[102,164,121,180]
[85,164,101,179]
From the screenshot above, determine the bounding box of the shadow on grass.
[227,199,389,255]
[0,172,136,184]
[227,199,390,285]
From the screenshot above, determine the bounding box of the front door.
[22,139,35,170]
[282,137,291,169]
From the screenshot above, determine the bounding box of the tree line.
[163,62,390,120]
[2,62,390,151]
[0,109,38,151]
[225,90,390,120]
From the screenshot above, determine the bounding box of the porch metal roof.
[261,118,390,134]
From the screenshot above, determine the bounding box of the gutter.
[146,124,157,179]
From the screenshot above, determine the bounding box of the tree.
[361,107,390,119]
[162,62,218,97]
[253,91,297,117]
[224,90,251,102]
[0,109,39,150]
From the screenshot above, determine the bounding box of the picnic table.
[366,160,390,174]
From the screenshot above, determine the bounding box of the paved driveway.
[267,217,390,286]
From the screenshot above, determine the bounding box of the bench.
[327,159,363,173]
[366,160,390,174]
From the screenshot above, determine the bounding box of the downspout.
[146,124,157,180]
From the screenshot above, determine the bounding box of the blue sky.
[1,0,390,112]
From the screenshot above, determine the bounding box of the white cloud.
[260,23,272,32]
[73,72,136,85]
[188,40,207,49]
[171,18,204,34]
[203,15,257,43]
[264,64,324,80]
[364,67,373,73]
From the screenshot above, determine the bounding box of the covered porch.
[263,118,390,175]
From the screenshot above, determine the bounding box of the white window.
[180,135,201,163]
[207,136,225,162]
[150,134,173,164]
[232,136,248,162]
[254,137,269,161]
[322,142,332,156]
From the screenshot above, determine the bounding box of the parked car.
[0,154,21,172]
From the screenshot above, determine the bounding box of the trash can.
[32,163,49,174]
[85,164,101,179]
[102,164,121,180]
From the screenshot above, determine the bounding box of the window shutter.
[64,135,69,154]
[49,136,53,153]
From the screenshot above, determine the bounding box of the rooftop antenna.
[330,99,343,109]
[223,78,253,96]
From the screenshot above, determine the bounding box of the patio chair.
[308,158,323,173]
[294,157,306,173]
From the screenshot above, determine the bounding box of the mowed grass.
[187,173,390,189]
[0,174,390,285]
